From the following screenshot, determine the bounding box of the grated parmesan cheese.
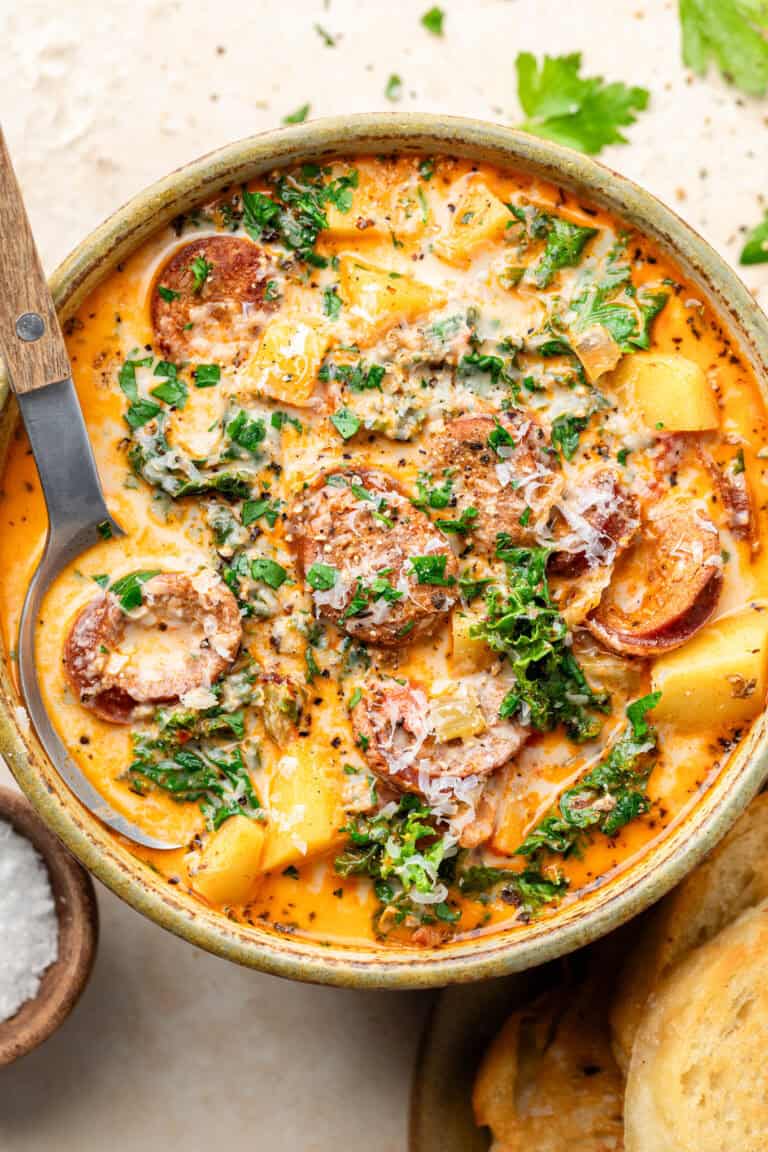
[0,819,59,1023]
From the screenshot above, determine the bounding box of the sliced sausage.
[151,236,275,362]
[290,468,458,646]
[587,507,723,656]
[700,445,760,557]
[64,571,242,723]
[549,467,639,577]
[351,672,527,796]
[427,410,563,554]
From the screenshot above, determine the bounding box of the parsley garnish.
[680,0,768,96]
[319,357,385,392]
[409,555,455,586]
[242,496,282,528]
[551,412,590,461]
[110,570,160,612]
[194,364,220,388]
[227,410,267,454]
[413,471,453,510]
[435,506,478,535]
[157,285,180,302]
[251,557,287,590]
[282,103,310,124]
[385,73,403,101]
[190,256,212,293]
[330,409,361,440]
[322,285,343,319]
[741,211,768,265]
[421,5,445,35]
[515,51,650,155]
[306,562,338,591]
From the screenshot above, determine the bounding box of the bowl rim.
[4,111,768,988]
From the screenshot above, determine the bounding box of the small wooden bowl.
[0,786,97,1065]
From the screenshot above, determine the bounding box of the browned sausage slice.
[351,673,527,796]
[151,236,275,362]
[549,467,639,577]
[427,410,563,554]
[64,571,242,723]
[587,507,723,656]
[290,468,458,646]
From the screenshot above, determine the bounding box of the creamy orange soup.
[2,154,767,949]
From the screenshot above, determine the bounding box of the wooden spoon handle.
[0,125,70,394]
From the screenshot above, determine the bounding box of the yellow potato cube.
[167,384,226,458]
[651,606,768,729]
[325,181,424,243]
[434,182,512,266]
[338,256,446,343]
[429,684,487,742]
[261,747,346,872]
[191,815,266,905]
[242,319,329,406]
[614,352,719,432]
[451,609,494,674]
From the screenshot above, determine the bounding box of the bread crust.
[610,792,768,1072]
[625,901,768,1152]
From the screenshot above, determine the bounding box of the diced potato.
[338,256,446,343]
[191,815,266,905]
[614,352,719,432]
[261,746,346,872]
[571,324,623,384]
[651,606,768,729]
[241,318,329,406]
[434,182,512,266]
[325,163,425,242]
[429,684,487,742]
[451,609,494,674]
[167,384,227,458]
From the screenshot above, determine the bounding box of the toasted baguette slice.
[473,982,624,1151]
[610,791,768,1073]
[625,901,768,1152]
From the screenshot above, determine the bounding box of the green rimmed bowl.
[2,113,768,988]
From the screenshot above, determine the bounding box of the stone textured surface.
[0,1,766,1148]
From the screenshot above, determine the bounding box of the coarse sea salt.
[0,819,58,1023]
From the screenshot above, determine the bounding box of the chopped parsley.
[385,73,404,102]
[330,409,361,440]
[109,570,160,612]
[157,285,180,302]
[413,470,453,510]
[250,557,288,590]
[322,285,343,319]
[421,5,445,35]
[306,562,338,591]
[680,0,768,96]
[551,412,590,461]
[409,554,455,586]
[227,410,267,454]
[741,210,768,265]
[190,255,212,293]
[242,496,282,528]
[194,364,221,388]
[435,506,478,535]
[319,357,385,392]
[282,103,310,124]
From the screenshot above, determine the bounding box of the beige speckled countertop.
[0,1,767,1148]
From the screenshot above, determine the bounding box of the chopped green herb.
[551,412,590,461]
[110,570,160,612]
[227,410,267,454]
[330,409,361,440]
[385,73,403,102]
[515,51,650,155]
[314,23,336,46]
[419,158,435,181]
[741,211,768,265]
[92,574,110,589]
[306,562,338,591]
[319,357,385,392]
[413,470,453,510]
[435,506,478,535]
[157,285,180,302]
[322,285,343,319]
[409,554,455,586]
[348,686,362,711]
[282,103,311,125]
[150,376,188,408]
[242,496,282,528]
[680,0,768,96]
[421,5,445,35]
[305,645,321,684]
[97,520,114,541]
[190,255,213,293]
[194,364,221,388]
[251,557,287,590]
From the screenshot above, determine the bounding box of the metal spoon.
[0,126,177,849]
